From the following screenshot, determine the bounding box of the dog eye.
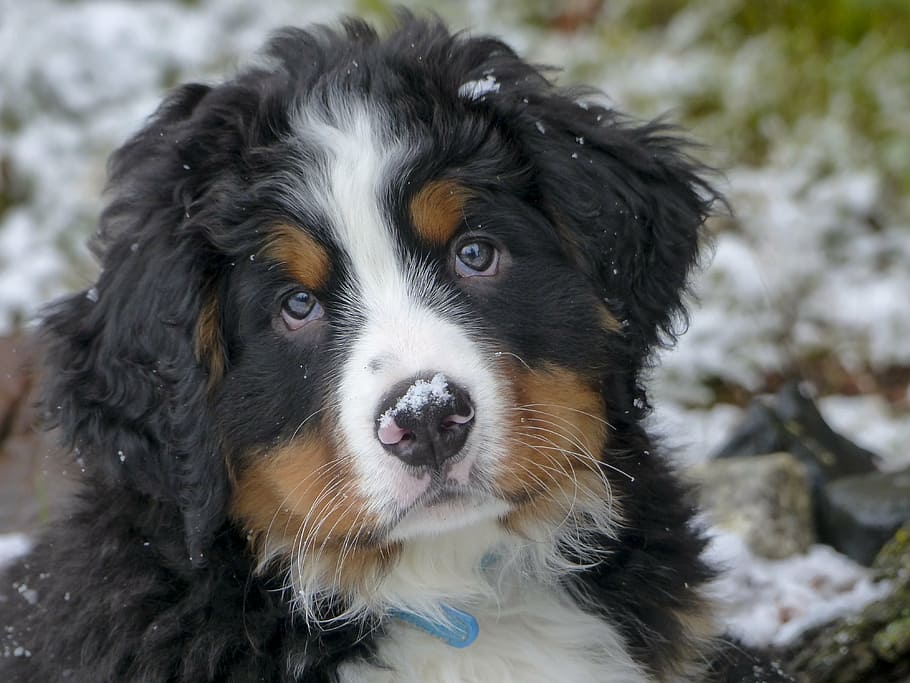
[455,239,500,277]
[280,290,324,330]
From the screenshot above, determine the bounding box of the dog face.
[221,99,620,553]
[42,17,713,580]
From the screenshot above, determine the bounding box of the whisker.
[518,417,636,483]
[298,481,350,561]
[511,436,610,505]
[290,405,331,441]
[492,350,532,370]
[286,461,348,550]
[513,403,616,430]
[513,426,619,521]
[261,458,345,556]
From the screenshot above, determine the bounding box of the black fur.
[1,13,790,682]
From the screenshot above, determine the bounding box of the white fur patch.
[281,99,652,681]
[290,101,508,537]
[337,597,649,683]
[336,520,649,683]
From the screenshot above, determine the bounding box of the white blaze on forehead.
[292,102,407,302]
[291,100,507,529]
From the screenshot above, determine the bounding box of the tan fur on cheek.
[230,434,398,587]
[495,365,609,506]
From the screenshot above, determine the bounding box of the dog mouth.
[385,479,507,541]
[405,475,485,513]
[416,481,477,509]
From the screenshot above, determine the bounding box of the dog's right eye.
[280,290,324,331]
[454,239,500,278]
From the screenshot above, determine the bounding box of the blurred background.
[1,0,908,677]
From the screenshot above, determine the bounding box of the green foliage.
[724,0,910,48]
[872,616,910,663]
[354,0,397,23]
[787,523,910,680]
[613,0,910,194]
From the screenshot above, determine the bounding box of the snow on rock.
[818,394,910,472]
[708,529,892,648]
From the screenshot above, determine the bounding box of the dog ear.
[454,42,717,368]
[522,106,715,359]
[526,106,716,363]
[42,83,232,566]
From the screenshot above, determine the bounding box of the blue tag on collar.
[389,604,479,648]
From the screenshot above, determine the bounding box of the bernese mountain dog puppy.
[0,12,792,683]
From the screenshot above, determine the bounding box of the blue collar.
[388,604,479,648]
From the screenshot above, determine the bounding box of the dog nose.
[376,374,474,469]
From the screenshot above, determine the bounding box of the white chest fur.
[329,521,650,683]
[336,583,650,683]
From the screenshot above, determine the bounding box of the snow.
[379,373,454,428]
[458,74,501,100]
[1,0,907,653]
[708,530,892,647]
[818,394,910,472]
[0,534,31,568]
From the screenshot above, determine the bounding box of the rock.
[783,522,910,682]
[713,382,879,490]
[874,522,910,582]
[707,642,796,682]
[817,467,910,566]
[0,334,74,534]
[690,452,814,559]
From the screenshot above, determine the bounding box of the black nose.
[376,374,474,469]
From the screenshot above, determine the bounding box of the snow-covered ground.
[708,530,892,648]
[0,535,30,567]
[1,0,907,648]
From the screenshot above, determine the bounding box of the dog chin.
[387,492,510,542]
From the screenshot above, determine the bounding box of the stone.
[690,452,814,559]
[817,467,910,566]
[713,382,879,490]
[874,521,910,582]
[784,522,910,682]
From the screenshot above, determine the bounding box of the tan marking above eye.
[409,179,472,246]
[262,224,331,291]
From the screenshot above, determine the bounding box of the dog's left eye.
[455,239,500,277]
[280,290,324,331]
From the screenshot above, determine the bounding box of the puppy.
[0,13,790,683]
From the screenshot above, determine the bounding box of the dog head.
[42,15,714,586]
